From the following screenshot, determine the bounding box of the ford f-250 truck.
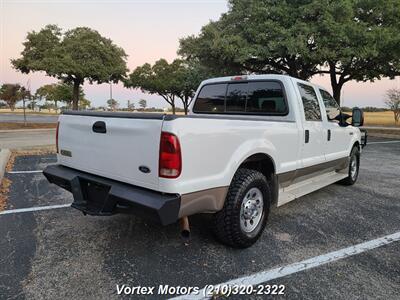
[44,74,367,248]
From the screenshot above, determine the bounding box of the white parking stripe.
[7,170,43,174]
[171,231,400,300]
[0,204,71,215]
[368,141,400,145]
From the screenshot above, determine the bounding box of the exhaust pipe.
[180,216,190,241]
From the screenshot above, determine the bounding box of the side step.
[277,171,347,206]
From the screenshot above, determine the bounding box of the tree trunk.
[72,81,80,110]
[331,84,342,106]
[171,103,176,114]
[183,96,190,115]
[329,70,343,106]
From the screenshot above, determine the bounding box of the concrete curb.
[12,145,56,151]
[0,149,11,182]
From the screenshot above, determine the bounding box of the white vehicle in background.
[44,74,367,248]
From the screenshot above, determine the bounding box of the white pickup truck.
[44,74,367,248]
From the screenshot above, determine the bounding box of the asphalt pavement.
[0,138,399,299]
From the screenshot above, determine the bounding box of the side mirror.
[352,107,364,127]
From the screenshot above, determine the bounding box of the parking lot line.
[7,170,43,174]
[368,140,400,145]
[0,203,71,215]
[171,231,400,300]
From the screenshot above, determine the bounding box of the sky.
[1,0,399,109]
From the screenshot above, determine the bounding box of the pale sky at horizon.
[1,0,399,108]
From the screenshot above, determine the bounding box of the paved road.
[0,138,399,299]
[0,129,55,149]
[0,113,58,123]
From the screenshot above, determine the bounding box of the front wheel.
[339,146,360,185]
[213,168,270,248]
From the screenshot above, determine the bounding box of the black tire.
[339,146,360,185]
[213,168,271,248]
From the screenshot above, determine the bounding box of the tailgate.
[57,113,164,190]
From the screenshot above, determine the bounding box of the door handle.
[327,129,331,141]
[305,130,310,143]
[92,121,107,133]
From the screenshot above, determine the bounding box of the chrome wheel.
[350,156,358,180]
[240,187,264,233]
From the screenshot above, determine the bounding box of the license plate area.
[79,179,114,214]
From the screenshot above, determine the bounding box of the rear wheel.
[339,146,360,185]
[213,168,270,248]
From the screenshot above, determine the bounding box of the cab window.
[320,89,341,122]
[193,83,227,113]
[193,81,288,115]
[226,83,247,112]
[246,81,287,114]
[297,83,322,121]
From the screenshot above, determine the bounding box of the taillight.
[56,121,60,153]
[159,132,181,178]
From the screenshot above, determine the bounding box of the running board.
[277,171,347,206]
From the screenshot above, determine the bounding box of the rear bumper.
[43,165,180,225]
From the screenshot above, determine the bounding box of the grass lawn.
[364,111,399,127]
[0,108,59,115]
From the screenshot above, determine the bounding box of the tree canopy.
[36,83,86,110]
[138,99,147,109]
[0,84,28,110]
[179,0,400,104]
[385,88,400,124]
[125,59,209,114]
[12,25,128,110]
[107,98,119,111]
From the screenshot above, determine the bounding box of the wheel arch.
[352,141,361,153]
[235,153,278,204]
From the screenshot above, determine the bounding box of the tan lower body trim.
[278,157,349,188]
[179,186,229,217]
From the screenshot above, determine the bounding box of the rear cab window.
[193,80,288,115]
[193,83,227,113]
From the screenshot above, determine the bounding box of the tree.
[125,59,178,113]
[0,84,22,110]
[173,60,209,114]
[125,59,209,114]
[179,0,400,105]
[79,98,91,110]
[12,25,128,110]
[385,88,400,124]
[306,0,400,104]
[36,82,85,110]
[138,99,147,109]
[179,1,320,79]
[127,100,135,111]
[107,98,119,111]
